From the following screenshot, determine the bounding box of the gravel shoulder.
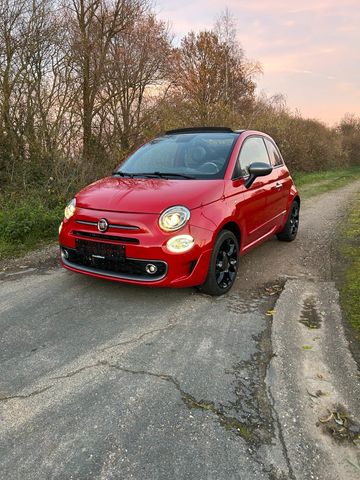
[269,279,360,480]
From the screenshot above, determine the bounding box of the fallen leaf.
[319,411,333,423]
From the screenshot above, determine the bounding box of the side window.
[236,137,270,177]
[265,138,283,167]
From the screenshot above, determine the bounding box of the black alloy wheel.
[199,230,239,296]
[277,200,300,241]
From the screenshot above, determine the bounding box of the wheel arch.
[198,222,241,295]
[280,193,300,232]
[213,220,242,250]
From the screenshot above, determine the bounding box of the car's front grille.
[61,244,167,282]
[72,230,140,244]
[75,220,140,231]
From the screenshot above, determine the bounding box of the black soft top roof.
[165,127,238,135]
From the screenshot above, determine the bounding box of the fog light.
[145,264,158,274]
[166,235,194,253]
[62,248,69,260]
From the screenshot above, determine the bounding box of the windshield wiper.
[140,172,195,179]
[113,171,195,179]
[112,171,134,178]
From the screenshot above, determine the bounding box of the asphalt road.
[1,181,360,480]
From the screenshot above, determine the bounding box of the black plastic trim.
[60,247,167,282]
[72,231,140,244]
[165,127,235,135]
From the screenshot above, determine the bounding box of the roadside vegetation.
[0,1,360,261]
[338,193,360,343]
[293,167,360,200]
[0,197,62,258]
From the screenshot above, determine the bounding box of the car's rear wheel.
[198,230,239,296]
[276,200,300,242]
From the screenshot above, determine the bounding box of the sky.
[154,0,360,126]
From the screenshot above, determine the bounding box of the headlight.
[64,198,76,220]
[159,206,190,232]
[166,235,194,253]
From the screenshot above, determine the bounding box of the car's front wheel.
[199,230,239,296]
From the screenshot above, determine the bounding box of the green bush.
[0,199,63,245]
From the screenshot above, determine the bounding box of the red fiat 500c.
[59,127,300,295]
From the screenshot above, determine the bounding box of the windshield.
[117,132,239,179]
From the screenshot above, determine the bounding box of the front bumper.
[59,207,213,288]
[60,245,168,282]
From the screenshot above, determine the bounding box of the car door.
[264,138,293,227]
[230,136,274,248]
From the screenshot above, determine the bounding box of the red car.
[59,127,300,295]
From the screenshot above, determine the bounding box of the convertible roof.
[165,127,242,135]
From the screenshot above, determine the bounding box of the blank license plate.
[76,239,125,261]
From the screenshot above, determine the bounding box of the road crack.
[1,325,177,401]
[99,324,175,353]
[50,363,102,380]
[99,360,252,439]
[1,359,252,439]
[0,385,53,402]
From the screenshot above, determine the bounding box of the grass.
[0,238,56,260]
[0,198,62,261]
[338,192,360,343]
[293,167,360,199]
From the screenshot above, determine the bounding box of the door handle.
[274,181,283,189]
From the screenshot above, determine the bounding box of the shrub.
[0,198,63,245]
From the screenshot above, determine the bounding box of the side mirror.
[245,162,273,189]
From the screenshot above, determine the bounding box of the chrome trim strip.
[61,254,167,283]
[110,224,140,230]
[76,220,96,226]
[76,220,140,231]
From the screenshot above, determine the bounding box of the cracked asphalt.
[1,180,360,480]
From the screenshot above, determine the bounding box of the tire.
[276,200,300,242]
[198,230,239,296]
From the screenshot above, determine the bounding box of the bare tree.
[0,0,28,185]
[214,9,261,121]
[0,0,78,189]
[102,13,172,151]
[170,29,259,125]
[66,0,147,163]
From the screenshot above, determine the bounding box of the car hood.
[76,176,225,214]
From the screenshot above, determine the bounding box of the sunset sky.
[155,0,360,126]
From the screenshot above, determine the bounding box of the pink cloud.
[155,0,360,124]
